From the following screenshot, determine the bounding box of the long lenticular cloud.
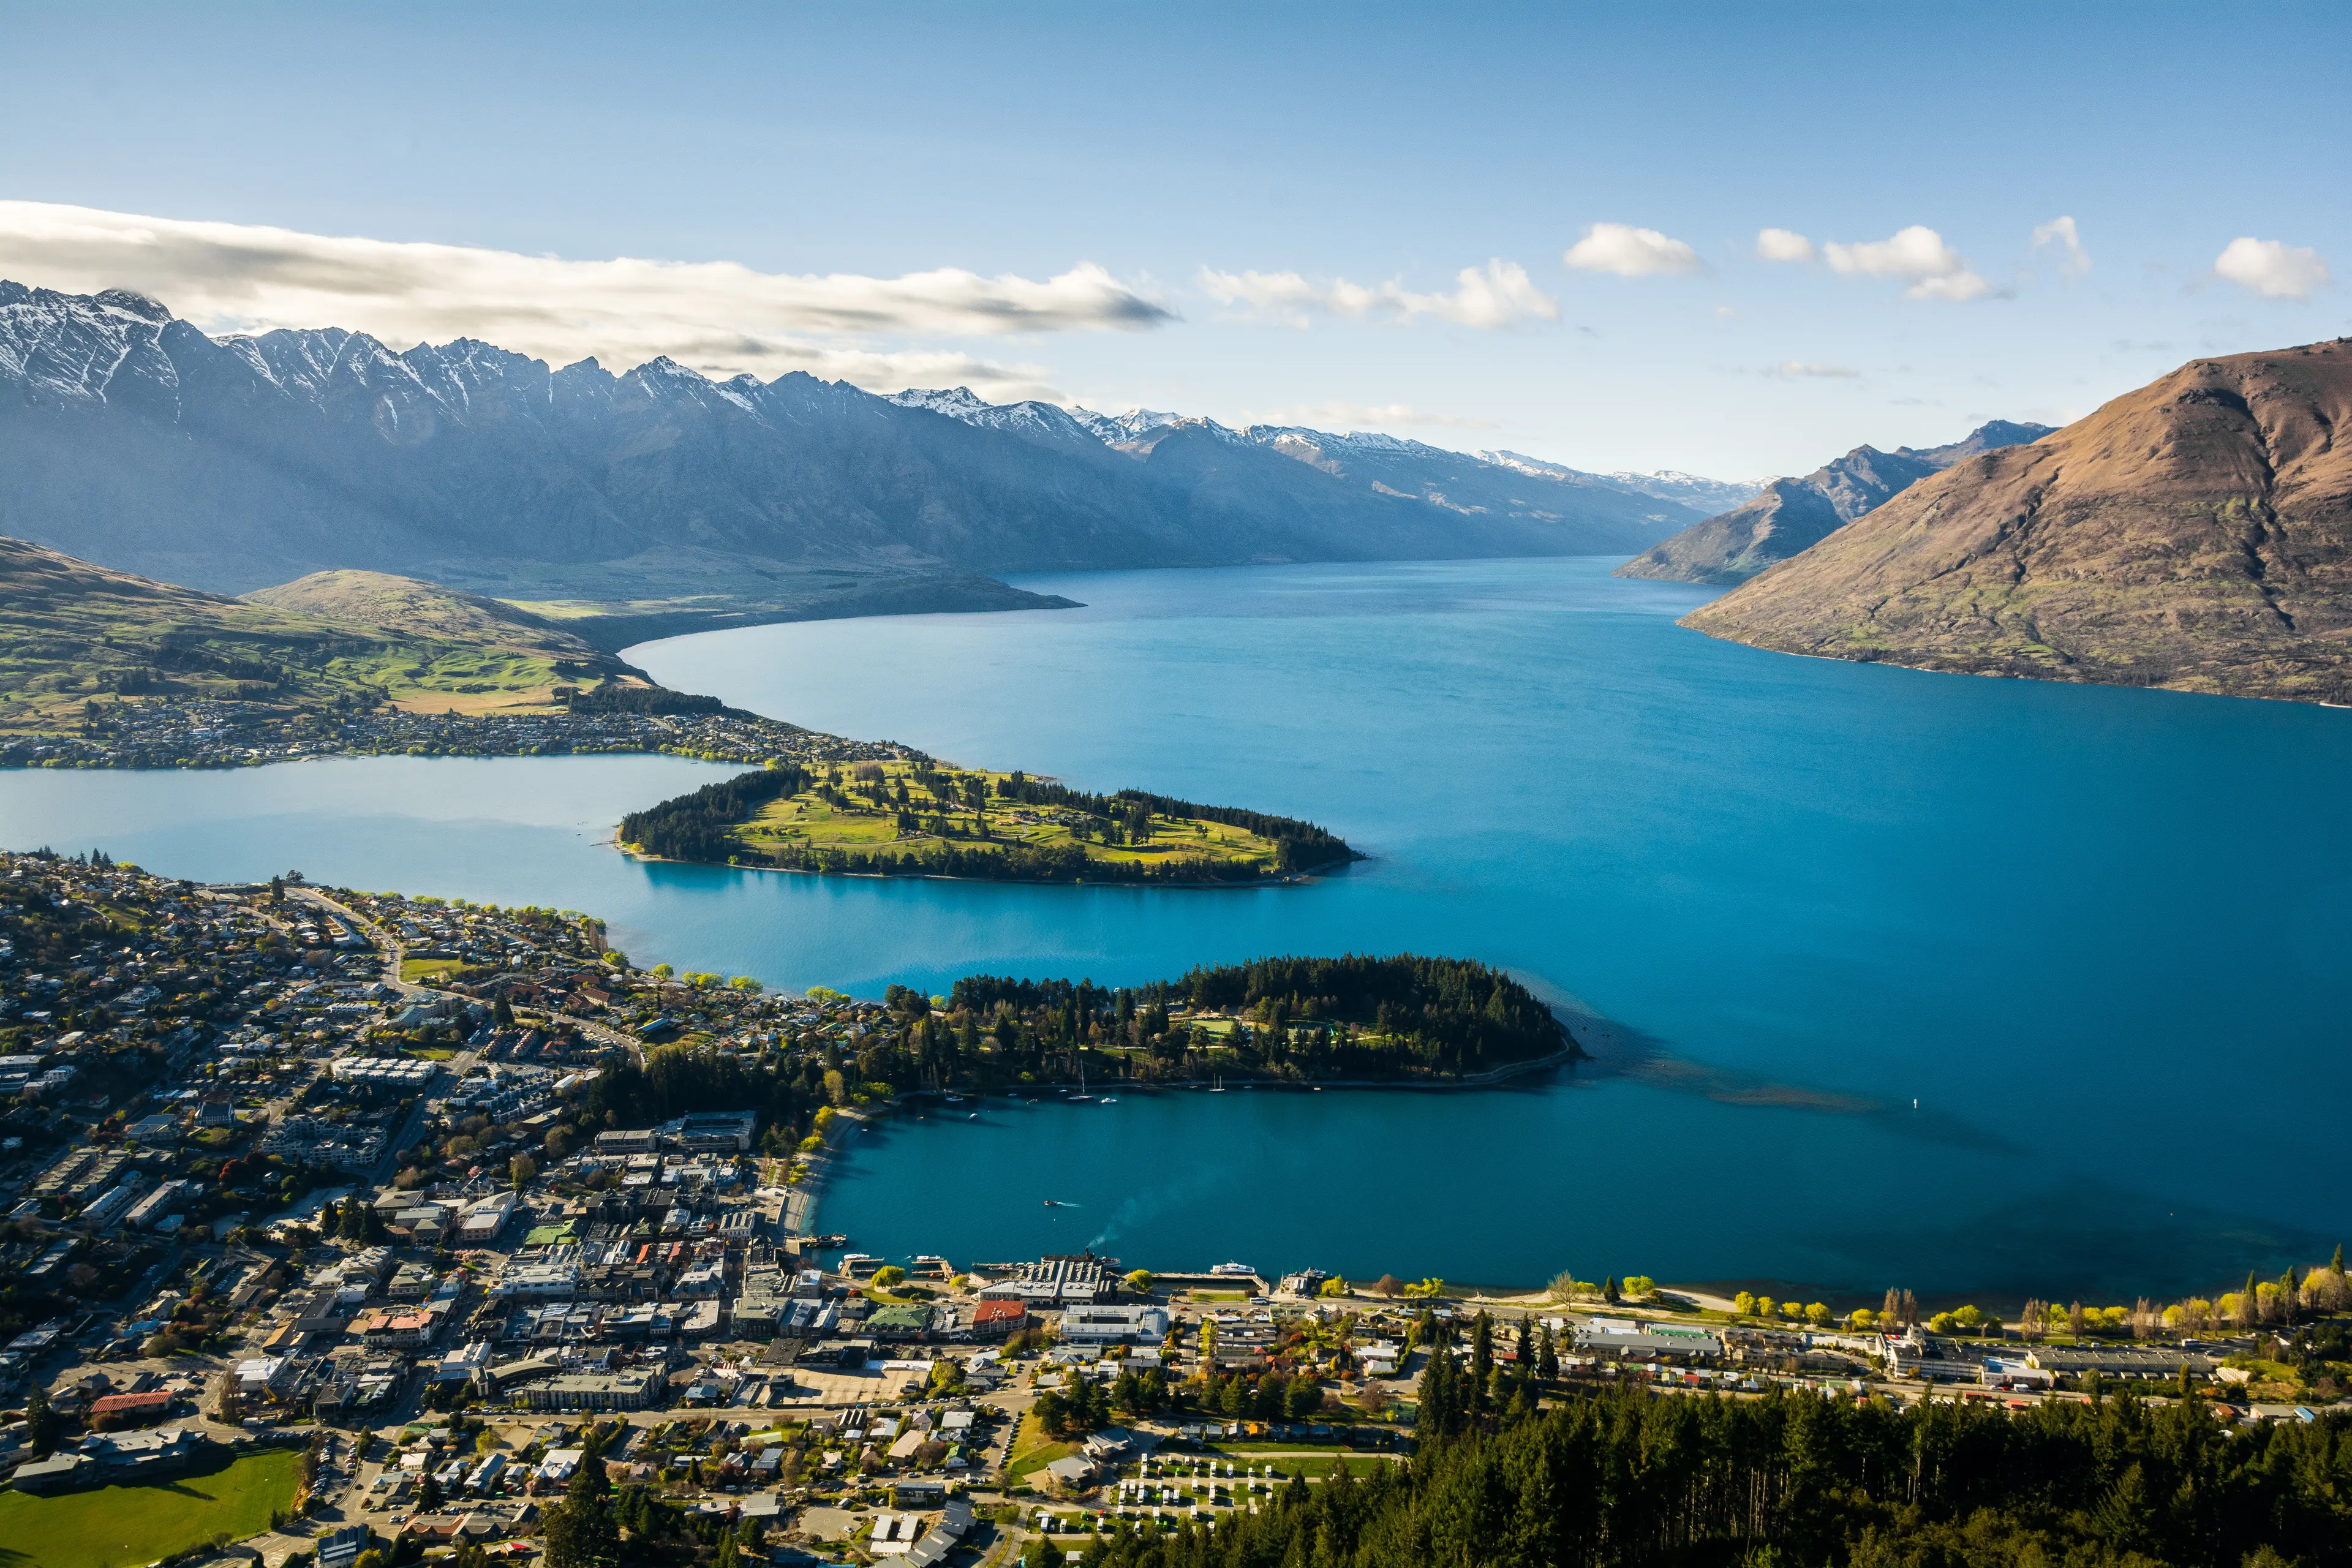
[0,200,1172,397]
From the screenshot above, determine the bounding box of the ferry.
[1210,1261,1256,1277]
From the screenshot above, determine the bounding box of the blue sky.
[3,1,2346,476]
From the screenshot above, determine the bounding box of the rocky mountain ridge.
[1615,420,2054,586]
[1682,341,2352,704]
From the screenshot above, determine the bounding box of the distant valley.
[1616,420,2053,586]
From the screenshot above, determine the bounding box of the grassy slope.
[729,760,1285,872]
[1683,342,2352,702]
[0,537,646,734]
[0,1445,301,1568]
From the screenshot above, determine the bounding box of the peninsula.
[1,845,2340,1568]
[619,764,1358,885]
[2,537,1355,889]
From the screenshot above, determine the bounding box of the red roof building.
[971,1298,1030,1337]
[89,1390,175,1424]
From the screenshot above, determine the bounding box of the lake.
[6,556,2348,1302]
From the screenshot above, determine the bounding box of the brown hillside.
[1683,340,2352,703]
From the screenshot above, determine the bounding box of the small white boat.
[1099,1096,1118,1104]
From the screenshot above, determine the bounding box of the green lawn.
[1006,1414,1076,1482]
[0,1445,302,1568]
[400,957,489,984]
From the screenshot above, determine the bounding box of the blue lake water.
[6,556,2348,1301]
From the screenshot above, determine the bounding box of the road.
[287,886,489,1183]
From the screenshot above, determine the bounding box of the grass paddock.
[0,1443,302,1568]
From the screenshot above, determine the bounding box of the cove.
[5,557,2348,1300]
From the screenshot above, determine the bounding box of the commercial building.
[353,1308,439,1350]
[982,1253,1113,1305]
[669,1110,758,1153]
[1060,1305,1170,1345]
[970,1298,1029,1339]
[459,1191,519,1243]
[596,1129,658,1155]
[514,1368,667,1412]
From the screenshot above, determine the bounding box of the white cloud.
[1755,228,1815,263]
[0,200,1171,398]
[1765,360,1861,379]
[2213,236,2331,300]
[1562,222,1705,277]
[1197,258,1558,328]
[1250,401,1495,431]
[1821,225,1992,301]
[2032,216,2090,276]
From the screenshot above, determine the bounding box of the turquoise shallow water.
[7,557,2348,1299]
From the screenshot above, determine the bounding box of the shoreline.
[617,842,1360,891]
[867,1044,1586,1101]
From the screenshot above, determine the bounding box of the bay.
[6,556,2348,1300]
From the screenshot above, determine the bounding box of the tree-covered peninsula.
[617,760,1357,885]
[910,952,1576,1085]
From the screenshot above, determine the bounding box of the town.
[0,695,909,774]
[0,847,2345,1568]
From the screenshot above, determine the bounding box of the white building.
[1060,1305,1170,1344]
[459,1192,518,1243]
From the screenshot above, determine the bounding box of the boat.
[1099,1096,1118,1104]
[1043,1199,1069,1208]
[967,1112,978,1121]
[943,1093,965,1104]
[1207,1073,1225,1093]
[1210,1261,1256,1277]
[1066,1060,1093,1102]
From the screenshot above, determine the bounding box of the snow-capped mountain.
[1605,469,1770,515]
[894,385,1709,534]
[1476,450,1764,516]
[0,281,1709,595]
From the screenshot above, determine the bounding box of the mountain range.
[1615,420,2054,586]
[0,281,1710,641]
[1684,341,2352,704]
